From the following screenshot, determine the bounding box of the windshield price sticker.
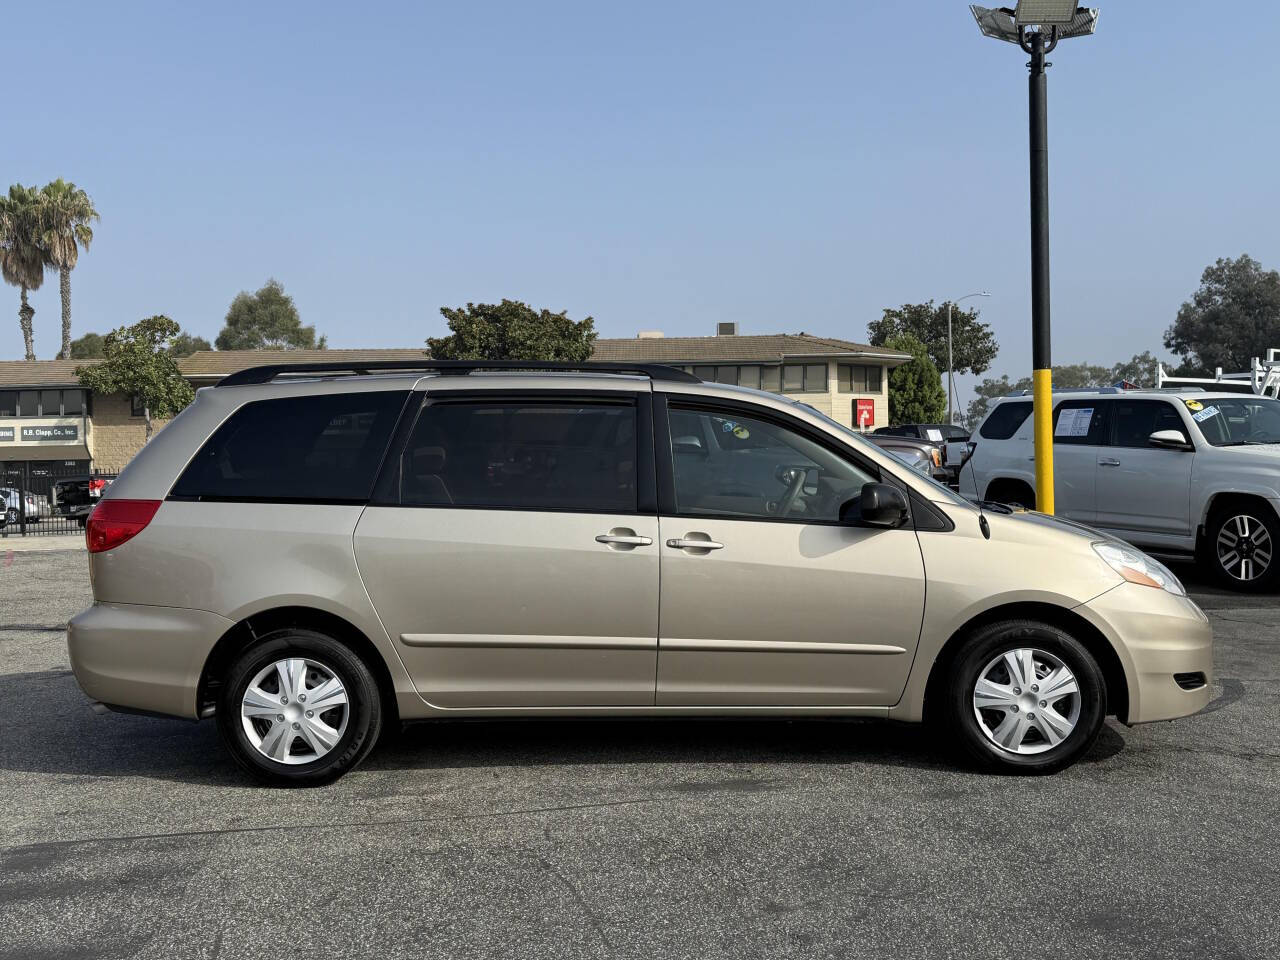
[1192,405,1220,423]
[1055,407,1094,438]
[926,428,944,442]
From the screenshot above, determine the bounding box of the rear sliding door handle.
[595,532,653,548]
[1098,458,1121,467]
[667,537,725,551]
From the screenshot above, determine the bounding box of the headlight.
[1093,542,1186,596]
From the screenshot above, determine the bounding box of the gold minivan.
[68,361,1212,785]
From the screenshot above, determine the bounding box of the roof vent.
[636,330,665,339]
[716,322,739,336]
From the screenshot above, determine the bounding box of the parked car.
[873,424,971,483]
[873,423,970,444]
[51,475,115,527]
[68,361,1211,785]
[866,434,949,482]
[0,487,42,526]
[961,388,1280,590]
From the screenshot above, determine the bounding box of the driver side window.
[668,405,876,522]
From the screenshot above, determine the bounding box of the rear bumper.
[67,603,233,719]
[1078,583,1214,724]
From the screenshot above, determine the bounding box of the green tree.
[215,279,325,351]
[0,184,47,361]
[427,299,596,361]
[69,331,105,359]
[77,315,194,441]
[885,334,946,426]
[169,331,212,358]
[37,179,99,359]
[1164,255,1280,374]
[869,300,999,378]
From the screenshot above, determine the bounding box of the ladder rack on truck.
[1157,349,1280,398]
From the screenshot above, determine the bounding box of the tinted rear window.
[979,402,1032,440]
[171,391,407,502]
[389,399,637,512]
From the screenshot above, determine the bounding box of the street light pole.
[970,3,1099,515]
[946,291,991,425]
[1026,27,1055,514]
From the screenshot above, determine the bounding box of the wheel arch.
[198,605,399,726]
[984,476,1037,509]
[1198,490,1280,533]
[922,601,1129,724]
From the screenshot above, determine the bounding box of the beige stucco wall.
[779,360,889,431]
[87,393,169,472]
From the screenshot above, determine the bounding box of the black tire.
[943,619,1106,774]
[3,508,17,526]
[216,628,383,786]
[1204,504,1280,593]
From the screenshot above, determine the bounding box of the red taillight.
[89,477,107,494]
[86,499,162,553]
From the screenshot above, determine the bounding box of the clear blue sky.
[9,1,1280,400]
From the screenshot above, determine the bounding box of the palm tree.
[37,179,99,359]
[0,185,47,361]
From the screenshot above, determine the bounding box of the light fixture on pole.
[946,291,991,426]
[969,3,1099,514]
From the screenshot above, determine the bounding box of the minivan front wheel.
[944,620,1106,774]
[217,629,382,786]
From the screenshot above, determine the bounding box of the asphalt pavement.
[0,549,1276,959]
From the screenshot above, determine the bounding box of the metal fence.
[0,461,122,538]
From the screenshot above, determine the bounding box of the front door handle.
[1098,457,1121,467]
[666,537,725,551]
[595,530,653,548]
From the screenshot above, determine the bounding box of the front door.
[655,400,926,706]
[1094,399,1195,538]
[355,392,659,708]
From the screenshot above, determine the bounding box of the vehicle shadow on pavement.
[0,668,1126,786]
[371,715,1127,774]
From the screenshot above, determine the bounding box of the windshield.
[793,402,973,507]
[1186,396,1280,446]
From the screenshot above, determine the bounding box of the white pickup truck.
[960,388,1280,590]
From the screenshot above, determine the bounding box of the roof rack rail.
[217,359,702,387]
[1003,385,1127,398]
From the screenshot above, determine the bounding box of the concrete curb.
[0,534,86,553]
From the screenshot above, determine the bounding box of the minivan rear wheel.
[217,628,382,786]
[943,620,1106,774]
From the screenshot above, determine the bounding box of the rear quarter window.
[170,391,408,502]
[978,402,1033,440]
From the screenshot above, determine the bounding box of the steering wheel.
[775,467,808,519]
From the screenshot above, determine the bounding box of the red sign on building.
[855,398,875,430]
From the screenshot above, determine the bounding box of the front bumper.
[67,602,233,719]
[1078,582,1214,724]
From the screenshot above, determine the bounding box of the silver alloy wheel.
[241,657,349,765]
[1216,514,1273,582]
[972,648,1081,756]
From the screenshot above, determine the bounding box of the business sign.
[0,427,13,442]
[855,399,875,430]
[20,425,79,442]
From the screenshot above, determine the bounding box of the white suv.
[961,389,1280,591]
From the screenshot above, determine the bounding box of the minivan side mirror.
[1149,429,1192,451]
[840,482,910,528]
